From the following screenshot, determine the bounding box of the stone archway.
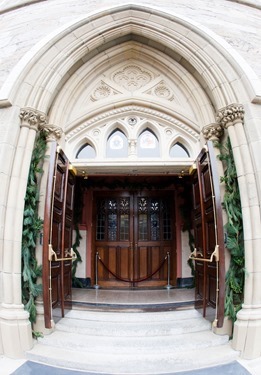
[0,4,260,359]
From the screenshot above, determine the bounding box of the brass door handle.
[188,245,219,262]
[48,244,77,261]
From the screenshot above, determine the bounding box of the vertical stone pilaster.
[128,139,137,159]
[217,104,261,359]
[1,107,47,358]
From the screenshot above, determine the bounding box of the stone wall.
[0,0,260,93]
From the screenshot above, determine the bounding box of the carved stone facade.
[0,1,261,364]
[202,123,224,141]
[216,104,245,128]
[40,124,63,141]
[20,107,47,130]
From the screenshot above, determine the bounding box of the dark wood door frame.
[92,190,176,288]
[192,141,225,328]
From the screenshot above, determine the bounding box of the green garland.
[22,131,47,324]
[216,138,245,322]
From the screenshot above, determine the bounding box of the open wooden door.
[191,140,225,328]
[43,144,76,328]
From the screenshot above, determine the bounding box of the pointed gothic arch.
[0,4,260,360]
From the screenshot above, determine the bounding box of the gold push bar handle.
[48,244,77,262]
[188,245,219,263]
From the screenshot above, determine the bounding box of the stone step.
[55,309,211,337]
[27,342,239,374]
[26,308,239,374]
[36,329,229,354]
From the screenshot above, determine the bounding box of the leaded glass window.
[106,129,128,158]
[137,129,160,157]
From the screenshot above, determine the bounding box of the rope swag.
[22,131,47,327]
[96,252,168,283]
[215,138,245,323]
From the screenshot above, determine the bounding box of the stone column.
[0,107,46,357]
[34,124,63,334]
[217,104,261,359]
[128,139,137,159]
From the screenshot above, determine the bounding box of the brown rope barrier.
[97,252,168,283]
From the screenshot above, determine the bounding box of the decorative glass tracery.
[106,129,128,158]
[137,129,160,157]
[138,197,171,241]
[96,197,130,241]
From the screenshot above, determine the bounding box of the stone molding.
[202,123,224,141]
[216,104,244,129]
[40,124,63,141]
[19,107,47,130]
[65,105,199,141]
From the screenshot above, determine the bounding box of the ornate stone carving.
[202,123,224,141]
[145,81,174,101]
[65,106,199,141]
[128,117,137,126]
[216,104,244,128]
[112,65,154,91]
[40,124,63,141]
[19,107,47,130]
[90,81,120,101]
[128,139,137,155]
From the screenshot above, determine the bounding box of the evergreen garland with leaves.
[22,131,47,324]
[216,138,245,322]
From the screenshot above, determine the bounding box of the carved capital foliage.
[19,107,47,130]
[40,124,63,141]
[202,123,224,141]
[216,104,244,128]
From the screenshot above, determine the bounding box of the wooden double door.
[94,191,176,288]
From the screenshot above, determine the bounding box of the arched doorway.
[1,4,260,360]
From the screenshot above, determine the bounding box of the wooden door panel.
[51,265,60,307]
[43,146,75,328]
[97,245,132,287]
[94,191,175,288]
[192,141,225,328]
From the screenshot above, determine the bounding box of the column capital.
[202,123,224,141]
[40,124,63,141]
[19,107,47,131]
[216,103,244,128]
